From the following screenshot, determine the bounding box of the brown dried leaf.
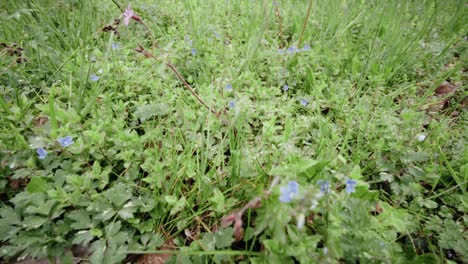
[435,81,460,97]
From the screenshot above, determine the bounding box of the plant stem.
[298,0,313,48]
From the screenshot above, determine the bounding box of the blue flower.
[279,181,299,203]
[36,148,47,159]
[278,49,284,54]
[300,99,308,106]
[90,75,100,81]
[228,101,235,109]
[112,43,119,49]
[317,180,330,193]
[287,47,295,54]
[226,83,233,91]
[345,178,357,193]
[282,84,289,91]
[57,136,74,147]
[302,45,311,51]
[191,48,197,55]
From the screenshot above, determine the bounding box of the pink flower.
[123,4,140,26]
[123,5,134,26]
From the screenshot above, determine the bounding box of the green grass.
[0,0,466,263]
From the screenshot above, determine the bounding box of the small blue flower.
[282,84,289,91]
[345,178,357,193]
[57,136,74,147]
[302,45,311,51]
[317,180,330,193]
[214,32,220,39]
[300,99,308,106]
[286,47,295,54]
[280,181,300,203]
[112,43,119,49]
[36,148,47,159]
[278,48,284,54]
[226,83,233,91]
[228,101,235,109]
[191,48,197,55]
[90,75,99,81]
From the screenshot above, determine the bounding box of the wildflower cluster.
[35,136,74,160]
[278,44,311,54]
[279,178,358,204]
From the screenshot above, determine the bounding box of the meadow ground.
[0,0,466,263]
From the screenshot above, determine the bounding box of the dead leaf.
[435,81,460,97]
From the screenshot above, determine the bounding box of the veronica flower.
[302,45,311,51]
[417,134,426,142]
[345,178,357,193]
[228,101,235,109]
[279,181,299,203]
[36,148,47,159]
[112,43,119,49]
[57,136,74,147]
[226,83,233,91]
[282,84,289,91]
[317,180,330,194]
[191,48,197,55]
[300,99,308,106]
[90,75,99,81]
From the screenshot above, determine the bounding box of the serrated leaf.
[90,240,106,264]
[23,215,47,229]
[67,210,93,229]
[168,196,186,215]
[134,103,170,122]
[73,230,94,245]
[26,177,48,193]
[0,207,20,226]
[214,227,235,249]
[105,221,122,237]
[209,188,226,213]
[117,201,136,220]
[104,183,132,207]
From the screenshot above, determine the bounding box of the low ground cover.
[0,0,466,263]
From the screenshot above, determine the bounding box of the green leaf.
[66,210,93,229]
[0,207,20,226]
[352,186,379,201]
[422,200,438,209]
[134,103,170,122]
[209,188,226,213]
[104,183,132,207]
[349,165,362,180]
[26,177,48,193]
[90,240,106,264]
[117,201,136,219]
[165,195,187,216]
[214,227,235,249]
[23,215,47,229]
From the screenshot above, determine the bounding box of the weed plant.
[0,0,466,263]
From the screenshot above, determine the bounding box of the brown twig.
[273,1,284,48]
[221,176,280,241]
[135,45,220,118]
[298,0,313,48]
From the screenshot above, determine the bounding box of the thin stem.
[298,0,313,48]
[136,46,220,118]
[273,2,284,48]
